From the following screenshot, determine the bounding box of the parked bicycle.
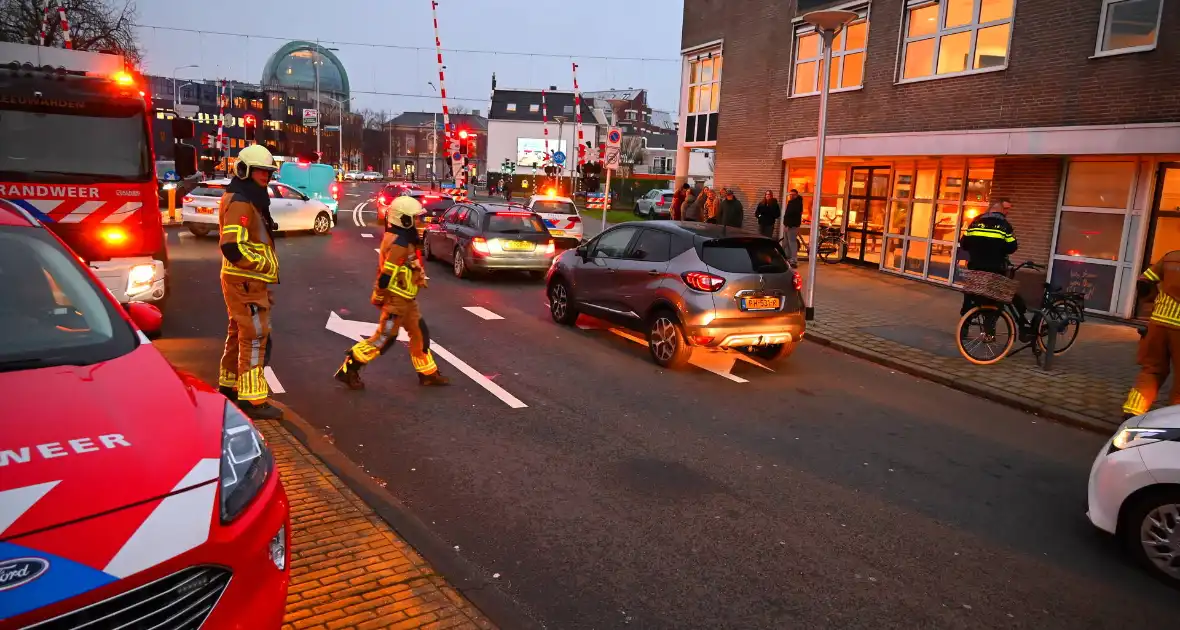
[796,225,846,264]
[956,261,1086,366]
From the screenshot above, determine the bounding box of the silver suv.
[545,221,806,367]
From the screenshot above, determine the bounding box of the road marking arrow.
[325,311,527,408]
[264,366,286,393]
[576,318,763,382]
[463,306,503,320]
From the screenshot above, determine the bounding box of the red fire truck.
[0,42,170,311]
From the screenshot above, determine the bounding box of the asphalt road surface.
[156,181,1180,630]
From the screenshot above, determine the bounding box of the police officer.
[218,144,282,420]
[335,196,449,389]
[1123,251,1180,418]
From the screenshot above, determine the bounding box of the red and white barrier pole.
[572,62,585,193]
[430,1,460,189]
[38,0,70,48]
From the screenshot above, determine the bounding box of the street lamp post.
[313,45,340,159]
[322,95,356,172]
[172,64,198,110]
[801,9,857,321]
[428,82,439,181]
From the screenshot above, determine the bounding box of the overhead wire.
[132,24,680,63]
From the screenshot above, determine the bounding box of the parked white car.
[182,178,335,237]
[361,171,383,182]
[344,171,363,181]
[1088,405,1180,586]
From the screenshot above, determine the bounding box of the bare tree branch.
[0,0,142,65]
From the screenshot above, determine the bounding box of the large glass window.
[684,50,722,144]
[792,11,869,96]
[901,0,1014,81]
[1062,161,1136,208]
[789,166,847,226]
[1096,0,1163,55]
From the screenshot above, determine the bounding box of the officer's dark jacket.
[959,211,1017,273]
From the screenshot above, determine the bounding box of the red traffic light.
[243,114,257,126]
[458,129,469,139]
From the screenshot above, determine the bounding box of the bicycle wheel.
[1036,301,1082,355]
[957,305,1017,365]
[818,238,843,263]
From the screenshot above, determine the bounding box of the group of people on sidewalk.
[667,184,806,265]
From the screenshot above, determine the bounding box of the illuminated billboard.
[516,138,567,168]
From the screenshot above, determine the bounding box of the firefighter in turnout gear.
[218,144,283,420]
[335,195,450,389]
[1123,251,1180,418]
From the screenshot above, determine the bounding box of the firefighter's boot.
[335,353,366,390]
[239,400,284,420]
[418,370,450,387]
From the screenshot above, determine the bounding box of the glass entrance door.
[845,167,890,264]
[1136,163,1180,318]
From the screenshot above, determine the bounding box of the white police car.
[527,191,583,249]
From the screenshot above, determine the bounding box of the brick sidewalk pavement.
[801,263,1153,431]
[257,419,496,630]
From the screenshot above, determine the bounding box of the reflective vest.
[381,260,420,299]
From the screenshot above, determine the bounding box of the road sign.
[606,127,622,147]
[323,125,341,132]
[303,108,319,128]
[603,145,621,171]
[163,170,179,182]
[552,151,566,165]
[452,152,462,162]
[174,104,198,118]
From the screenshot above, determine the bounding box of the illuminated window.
[506,103,517,112]
[1096,0,1163,55]
[683,46,722,144]
[900,0,1013,81]
[529,104,540,113]
[791,8,869,96]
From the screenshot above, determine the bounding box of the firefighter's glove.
[1137,278,1157,298]
[377,272,392,290]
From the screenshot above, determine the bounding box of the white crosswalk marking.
[362,233,374,238]
[463,306,504,320]
[264,366,285,394]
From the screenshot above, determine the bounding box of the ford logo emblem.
[0,557,49,592]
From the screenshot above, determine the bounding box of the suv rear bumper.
[685,312,806,348]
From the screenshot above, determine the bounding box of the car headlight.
[1110,426,1180,451]
[127,263,157,295]
[219,401,274,522]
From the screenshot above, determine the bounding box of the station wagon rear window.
[486,213,545,233]
[191,185,226,198]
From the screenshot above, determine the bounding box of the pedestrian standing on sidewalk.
[755,190,780,238]
[504,180,513,203]
[671,183,689,221]
[784,189,804,265]
[702,187,719,224]
[684,184,702,221]
[720,188,743,229]
[1123,252,1180,419]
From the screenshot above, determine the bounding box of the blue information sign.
[552,151,566,165]
[163,171,179,182]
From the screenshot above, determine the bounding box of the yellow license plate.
[424,216,433,223]
[196,207,214,215]
[743,297,781,311]
[549,229,564,236]
[501,240,534,251]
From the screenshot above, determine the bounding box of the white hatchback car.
[526,193,583,249]
[1088,406,1180,586]
[182,178,335,237]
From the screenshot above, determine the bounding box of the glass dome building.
[260,41,350,110]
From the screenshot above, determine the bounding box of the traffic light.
[458,129,470,156]
[243,113,257,142]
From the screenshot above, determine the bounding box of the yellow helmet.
[234,144,277,179]
[389,195,425,221]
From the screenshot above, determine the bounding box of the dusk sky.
[134,0,684,116]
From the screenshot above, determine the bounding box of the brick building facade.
[677,0,1180,317]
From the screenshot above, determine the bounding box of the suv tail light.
[182,195,194,204]
[331,183,340,200]
[541,240,555,255]
[472,237,491,254]
[378,194,388,205]
[792,271,803,291]
[682,271,725,292]
[656,199,665,206]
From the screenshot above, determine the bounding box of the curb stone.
[802,330,1116,435]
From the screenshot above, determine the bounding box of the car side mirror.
[575,244,589,259]
[126,302,162,337]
